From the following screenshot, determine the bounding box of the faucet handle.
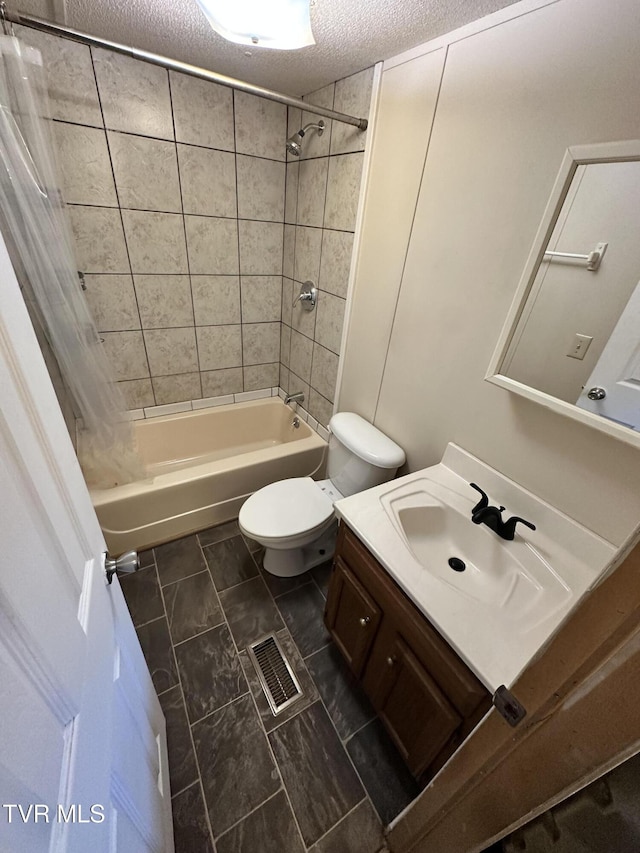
[502,515,536,540]
[469,482,489,514]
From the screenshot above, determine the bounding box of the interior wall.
[504,161,640,404]
[17,23,287,412]
[280,68,374,428]
[339,0,640,546]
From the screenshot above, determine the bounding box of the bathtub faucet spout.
[284,392,305,406]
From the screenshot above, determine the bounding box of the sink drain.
[448,557,466,572]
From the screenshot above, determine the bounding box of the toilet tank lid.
[328,412,405,469]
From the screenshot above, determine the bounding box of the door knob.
[587,387,606,400]
[359,616,370,627]
[105,550,139,584]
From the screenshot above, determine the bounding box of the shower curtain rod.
[3,8,369,131]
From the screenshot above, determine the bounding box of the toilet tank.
[327,412,405,497]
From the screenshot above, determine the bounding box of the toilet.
[238,412,405,577]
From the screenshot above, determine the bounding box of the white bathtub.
[91,398,327,554]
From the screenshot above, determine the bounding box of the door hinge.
[492,685,527,727]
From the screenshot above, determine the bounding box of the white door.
[577,279,640,429]
[0,235,174,851]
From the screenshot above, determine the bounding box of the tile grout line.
[151,548,219,851]
[191,533,308,846]
[167,71,203,403]
[206,530,311,848]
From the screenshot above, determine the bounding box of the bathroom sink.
[380,478,571,625]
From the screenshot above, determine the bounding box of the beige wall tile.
[290,329,313,383]
[134,275,194,328]
[235,92,286,161]
[285,163,299,224]
[279,365,290,393]
[196,325,242,371]
[109,133,181,212]
[291,280,317,339]
[243,363,279,391]
[15,26,102,126]
[92,48,174,139]
[178,145,237,217]
[144,327,198,376]
[294,226,322,284]
[118,378,155,409]
[315,290,346,355]
[241,276,282,323]
[185,216,239,275]
[53,123,117,207]
[319,230,354,298]
[286,371,310,403]
[101,331,149,380]
[84,274,140,332]
[243,323,281,365]
[324,153,364,232]
[122,211,188,274]
[152,373,202,405]
[239,221,283,275]
[281,277,294,327]
[297,158,329,227]
[68,206,130,273]
[331,68,374,155]
[283,225,295,279]
[280,323,291,367]
[192,276,241,325]
[308,388,334,427]
[301,84,335,159]
[201,367,243,397]
[170,72,234,151]
[236,155,285,222]
[310,343,339,402]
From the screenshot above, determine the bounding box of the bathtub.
[91,397,327,554]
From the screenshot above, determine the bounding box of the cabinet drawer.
[324,557,382,677]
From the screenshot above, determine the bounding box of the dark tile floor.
[121,522,419,852]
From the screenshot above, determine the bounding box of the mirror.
[487,140,640,446]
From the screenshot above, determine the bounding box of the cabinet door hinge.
[492,685,527,727]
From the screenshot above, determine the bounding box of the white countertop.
[334,444,616,692]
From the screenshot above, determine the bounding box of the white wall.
[504,161,640,403]
[339,0,640,546]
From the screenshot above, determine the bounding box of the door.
[373,635,461,778]
[324,558,381,677]
[0,234,173,851]
[576,279,640,429]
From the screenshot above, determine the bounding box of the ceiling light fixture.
[195,0,315,50]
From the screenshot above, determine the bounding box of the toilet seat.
[239,477,334,544]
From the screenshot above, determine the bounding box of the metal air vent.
[247,633,303,716]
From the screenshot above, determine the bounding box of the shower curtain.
[0,34,142,488]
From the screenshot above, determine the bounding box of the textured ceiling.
[15,0,521,97]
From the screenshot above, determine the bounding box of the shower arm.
[2,8,368,131]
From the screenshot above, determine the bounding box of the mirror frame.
[486,138,640,448]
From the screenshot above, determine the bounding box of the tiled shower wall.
[281,68,374,427]
[17,24,287,411]
[17,23,373,425]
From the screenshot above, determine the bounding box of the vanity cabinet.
[325,523,491,780]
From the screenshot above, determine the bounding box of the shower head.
[285,120,325,156]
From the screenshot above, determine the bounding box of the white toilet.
[238,412,405,577]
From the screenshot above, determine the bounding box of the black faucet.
[469,483,536,541]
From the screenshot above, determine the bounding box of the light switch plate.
[567,333,593,360]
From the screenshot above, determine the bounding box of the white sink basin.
[380,478,571,626]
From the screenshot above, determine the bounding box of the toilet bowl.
[238,412,405,577]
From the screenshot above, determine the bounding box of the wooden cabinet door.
[375,635,463,777]
[325,557,382,677]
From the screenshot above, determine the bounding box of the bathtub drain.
[247,633,303,716]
